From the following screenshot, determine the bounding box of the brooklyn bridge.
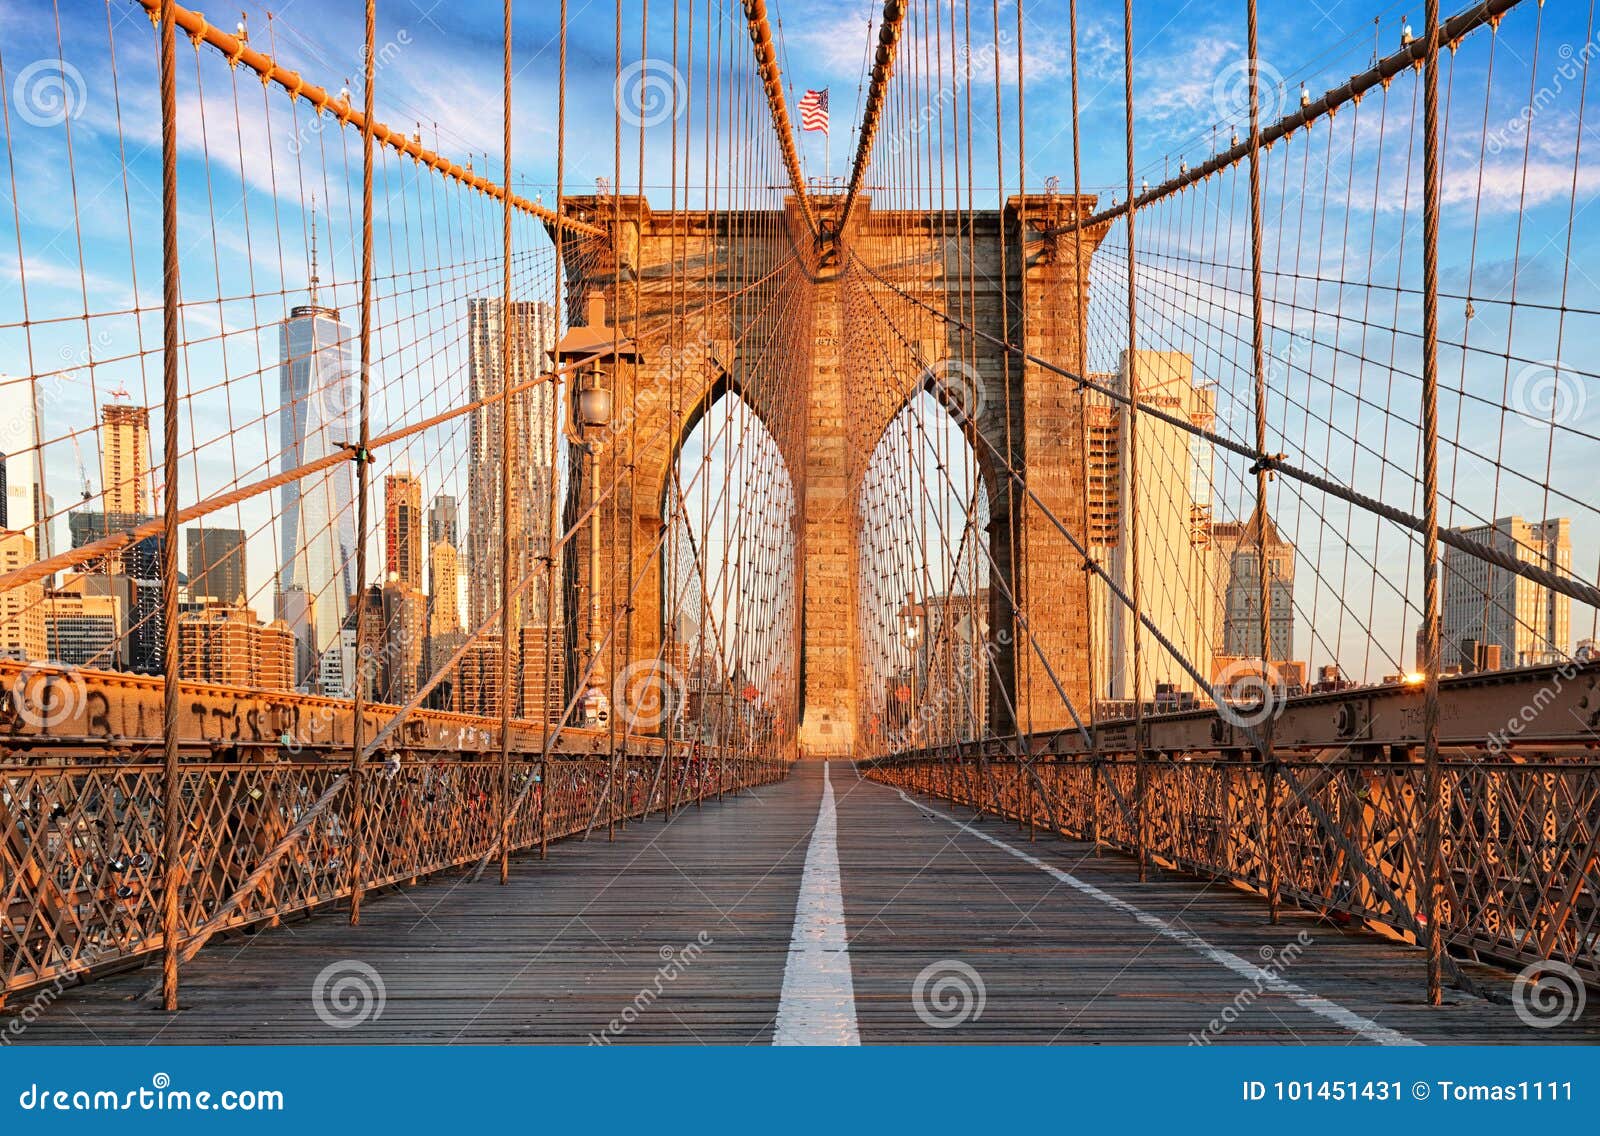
[0,0,1596,1044]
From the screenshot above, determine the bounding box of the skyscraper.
[427,492,462,637]
[44,588,122,668]
[177,604,295,690]
[0,530,46,662]
[385,472,423,589]
[101,402,150,516]
[424,631,467,711]
[1091,350,1217,702]
[1210,504,1296,664]
[429,539,461,636]
[0,374,53,562]
[517,624,564,722]
[344,584,386,701]
[123,535,164,674]
[466,298,558,631]
[455,634,504,717]
[277,275,358,690]
[428,494,458,547]
[380,579,426,704]
[66,402,152,576]
[187,526,247,606]
[917,590,990,744]
[1442,516,1571,668]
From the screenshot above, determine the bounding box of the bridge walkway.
[12,763,1592,1045]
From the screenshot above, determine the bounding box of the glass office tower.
[277,301,357,690]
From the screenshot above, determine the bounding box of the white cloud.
[1132,34,1238,126]
[1443,158,1600,213]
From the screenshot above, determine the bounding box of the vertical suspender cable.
[1121,0,1149,884]
[1419,0,1446,1006]
[608,0,622,841]
[1067,0,1101,852]
[622,0,651,830]
[1006,0,1037,836]
[157,0,184,1012]
[347,0,378,926]
[497,0,516,885]
[539,0,570,861]
[1244,0,1282,923]
[664,0,690,818]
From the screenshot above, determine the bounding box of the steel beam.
[0,662,643,759]
[881,661,1600,759]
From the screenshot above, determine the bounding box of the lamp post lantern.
[897,593,923,747]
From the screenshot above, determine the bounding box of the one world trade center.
[276,228,357,691]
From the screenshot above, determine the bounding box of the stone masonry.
[550,191,1106,756]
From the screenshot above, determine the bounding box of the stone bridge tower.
[551,191,1105,757]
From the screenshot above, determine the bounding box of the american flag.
[798,88,829,133]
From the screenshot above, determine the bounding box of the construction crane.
[44,367,98,504]
[69,434,93,502]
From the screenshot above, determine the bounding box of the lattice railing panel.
[871,755,1599,987]
[2,752,782,995]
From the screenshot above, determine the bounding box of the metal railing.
[1,665,786,996]
[868,750,1599,990]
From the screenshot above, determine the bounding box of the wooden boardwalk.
[10,761,1597,1045]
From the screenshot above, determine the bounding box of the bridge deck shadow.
[10,763,1594,1045]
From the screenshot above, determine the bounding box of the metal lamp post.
[552,289,640,736]
[575,367,612,730]
[898,594,922,749]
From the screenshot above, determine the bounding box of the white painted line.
[892,788,1421,1047]
[774,762,860,1045]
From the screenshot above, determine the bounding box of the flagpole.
[800,89,831,189]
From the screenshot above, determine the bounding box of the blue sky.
[12,0,1587,207]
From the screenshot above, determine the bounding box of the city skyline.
[3,365,1590,701]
